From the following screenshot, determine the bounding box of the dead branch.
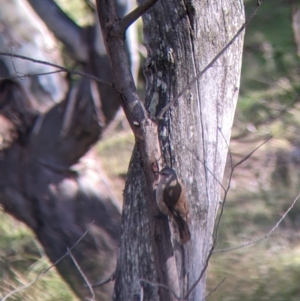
[112,0,159,35]
[184,135,271,300]
[202,277,226,301]
[214,192,300,253]
[90,272,115,288]
[139,278,181,300]
[0,69,64,80]
[68,248,95,301]
[0,52,111,86]
[233,136,272,170]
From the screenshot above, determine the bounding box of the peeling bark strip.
[96,0,244,300]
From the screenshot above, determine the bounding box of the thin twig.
[0,52,112,86]
[1,223,93,301]
[113,0,159,35]
[233,136,272,170]
[182,143,226,192]
[67,248,95,301]
[218,127,234,172]
[184,243,214,300]
[157,1,263,119]
[184,135,270,300]
[214,192,300,253]
[140,276,226,301]
[139,278,182,300]
[90,272,115,288]
[215,137,272,240]
[202,277,226,301]
[0,69,64,80]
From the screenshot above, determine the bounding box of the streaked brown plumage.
[156,167,191,244]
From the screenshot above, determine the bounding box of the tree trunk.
[107,0,245,300]
[0,0,135,299]
[0,78,121,301]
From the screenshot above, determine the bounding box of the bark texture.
[145,1,245,299]
[99,0,245,300]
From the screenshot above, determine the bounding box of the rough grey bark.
[95,0,245,300]
[145,1,245,299]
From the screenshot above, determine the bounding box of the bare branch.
[90,272,115,288]
[218,127,234,172]
[67,248,95,301]
[182,143,226,192]
[214,192,300,253]
[233,136,272,170]
[1,224,92,301]
[184,243,214,300]
[0,52,112,86]
[157,1,262,119]
[213,138,273,248]
[202,277,226,301]
[0,70,64,80]
[138,276,227,301]
[95,0,147,137]
[184,135,271,299]
[112,0,159,35]
[139,278,181,300]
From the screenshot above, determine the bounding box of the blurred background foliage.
[1,0,300,300]
[207,0,300,300]
[235,0,300,142]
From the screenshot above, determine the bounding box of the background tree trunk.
[0,0,137,299]
[113,0,245,300]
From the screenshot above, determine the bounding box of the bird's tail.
[173,215,191,244]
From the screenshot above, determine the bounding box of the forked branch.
[112,0,159,35]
